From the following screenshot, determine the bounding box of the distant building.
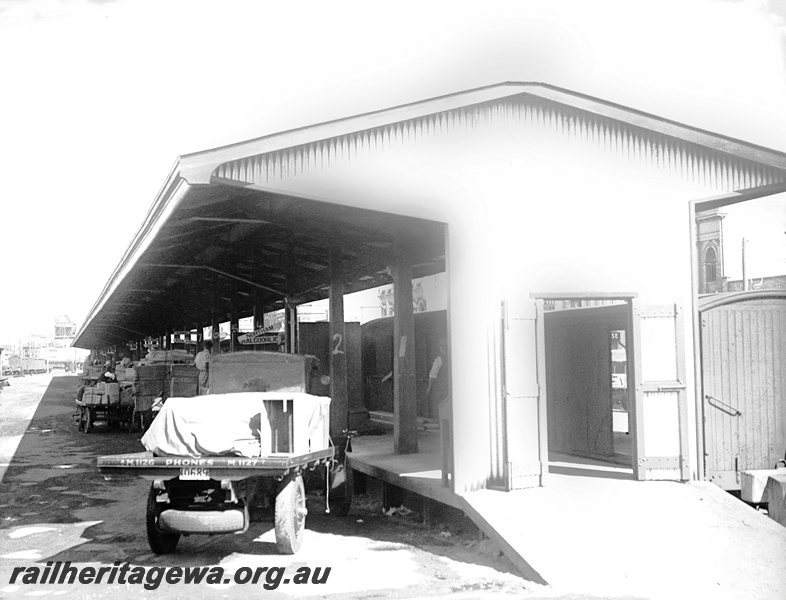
[54,315,77,347]
[695,208,786,294]
[696,209,726,294]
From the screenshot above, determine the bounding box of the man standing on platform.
[194,340,213,395]
[426,338,449,419]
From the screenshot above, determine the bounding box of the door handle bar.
[705,394,742,417]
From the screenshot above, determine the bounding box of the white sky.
[1,0,786,343]
[723,195,786,279]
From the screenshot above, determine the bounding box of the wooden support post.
[382,482,404,512]
[329,251,349,438]
[253,291,263,352]
[354,470,367,495]
[393,231,419,454]
[229,301,238,353]
[285,300,297,354]
[347,322,369,430]
[211,312,220,351]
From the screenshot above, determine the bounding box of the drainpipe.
[742,238,748,291]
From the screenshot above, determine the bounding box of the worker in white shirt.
[194,341,213,394]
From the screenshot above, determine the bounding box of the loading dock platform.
[349,429,786,598]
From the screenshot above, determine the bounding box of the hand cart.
[74,383,135,433]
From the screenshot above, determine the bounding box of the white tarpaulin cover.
[141,392,331,458]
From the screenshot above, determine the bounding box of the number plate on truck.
[179,467,210,480]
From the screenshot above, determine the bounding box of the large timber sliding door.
[700,293,786,490]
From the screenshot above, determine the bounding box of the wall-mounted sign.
[237,333,281,345]
[246,324,281,337]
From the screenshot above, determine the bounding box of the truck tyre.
[146,485,180,554]
[274,474,306,554]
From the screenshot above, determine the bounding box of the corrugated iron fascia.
[178,83,532,184]
[525,85,786,171]
[179,82,786,185]
[213,94,786,193]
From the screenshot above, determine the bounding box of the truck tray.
[97,448,334,481]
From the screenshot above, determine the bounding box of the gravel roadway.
[0,374,561,600]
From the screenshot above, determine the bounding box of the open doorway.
[539,296,636,479]
[610,328,633,462]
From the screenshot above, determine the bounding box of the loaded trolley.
[74,382,135,433]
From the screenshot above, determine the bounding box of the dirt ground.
[0,374,544,599]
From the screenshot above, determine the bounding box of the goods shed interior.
[73,171,450,470]
[75,184,447,350]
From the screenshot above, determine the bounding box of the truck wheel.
[146,485,179,554]
[328,463,353,517]
[274,474,306,554]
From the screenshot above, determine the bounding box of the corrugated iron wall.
[701,298,786,489]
